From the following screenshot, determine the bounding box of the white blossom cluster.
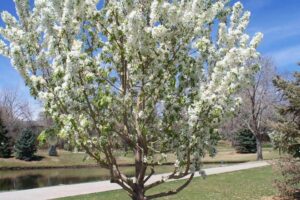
[0,0,262,173]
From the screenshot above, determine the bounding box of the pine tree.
[234,129,257,153]
[272,70,300,199]
[14,129,37,161]
[0,118,11,158]
[272,72,300,157]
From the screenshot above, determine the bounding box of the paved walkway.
[0,161,270,200]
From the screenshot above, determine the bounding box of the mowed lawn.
[0,150,97,168]
[58,166,277,200]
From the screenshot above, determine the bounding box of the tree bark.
[256,136,263,160]
[132,184,147,200]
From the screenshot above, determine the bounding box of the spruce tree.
[272,72,300,157]
[272,71,300,199]
[0,118,11,158]
[234,129,257,153]
[14,129,37,161]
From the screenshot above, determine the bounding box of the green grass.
[202,147,280,163]
[58,166,277,200]
[0,150,97,168]
[0,150,134,168]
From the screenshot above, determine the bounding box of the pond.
[0,167,112,191]
[0,164,226,191]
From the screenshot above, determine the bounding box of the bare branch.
[147,173,195,200]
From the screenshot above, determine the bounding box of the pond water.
[0,164,225,191]
[0,167,112,191]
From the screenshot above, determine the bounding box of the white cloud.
[264,24,300,41]
[267,45,300,68]
[249,20,300,44]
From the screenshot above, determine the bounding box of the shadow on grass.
[30,155,45,161]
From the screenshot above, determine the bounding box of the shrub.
[234,129,257,153]
[0,118,12,158]
[14,129,37,161]
[274,157,300,200]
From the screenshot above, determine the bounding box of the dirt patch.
[261,197,274,200]
[261,196,284,200]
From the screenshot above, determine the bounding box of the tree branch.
[146,173,194,199]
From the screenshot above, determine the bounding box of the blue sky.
[0,0,300,118]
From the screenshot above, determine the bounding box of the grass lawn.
[58,166,277,200]
[0,150,96,168]
[202,147,279,163]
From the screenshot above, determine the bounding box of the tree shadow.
[30,155,45,161]
[0,155,14,159]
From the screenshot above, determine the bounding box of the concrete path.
[0,161,270,200]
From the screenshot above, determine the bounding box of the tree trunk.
[256,136,263,160]
[132,184,147,200]
[133,144,147,200]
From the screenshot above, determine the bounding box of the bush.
[274,157,300,200]
[234,129,257,153]
[0,118,12,158]
[14,129,37,161]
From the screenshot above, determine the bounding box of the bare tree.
[240,57,280,160]
[0,88,33,139]
[220,57,279,160]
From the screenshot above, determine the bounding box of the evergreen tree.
[14,129,37,161]
[271,70,300,199]
[272,72,300,157]
[0,118,12,158]
[234,129,257,153]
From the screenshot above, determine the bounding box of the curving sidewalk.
[0,161,270,200]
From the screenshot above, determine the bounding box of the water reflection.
[0,174,110,191]
[0,175,44,191]
[0,167,124,191]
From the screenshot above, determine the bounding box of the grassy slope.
[58,166,277,200]
[0,150,96,168]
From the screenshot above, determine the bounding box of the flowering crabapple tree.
[0,0,262,199]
